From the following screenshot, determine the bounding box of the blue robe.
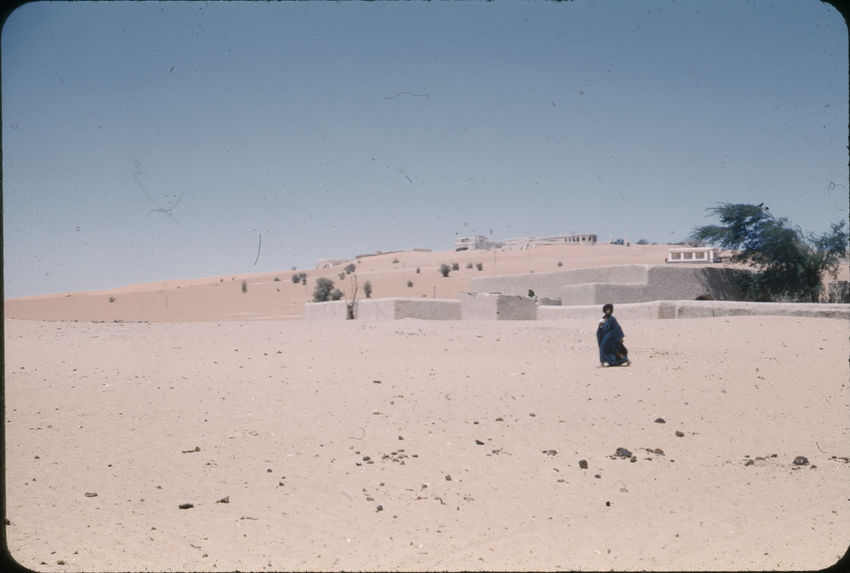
[597,315,629,365]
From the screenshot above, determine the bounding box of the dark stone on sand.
[655,418,666,424]
[675,431,685,437]
[793,456,809,466]
[615,447,632,459]
[179,503,194,509]
[579,459,588,469]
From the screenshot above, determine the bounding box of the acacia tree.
[690,203,848,302]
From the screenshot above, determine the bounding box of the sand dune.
[5,244,679,322]
[4,243,849,571]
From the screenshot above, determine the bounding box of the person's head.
[602,303,613,315]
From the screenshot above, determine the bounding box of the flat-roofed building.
[666,246,721,263]
[454,235,504,251]
[503,233,597,250]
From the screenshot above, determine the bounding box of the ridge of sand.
[4,244,699,322]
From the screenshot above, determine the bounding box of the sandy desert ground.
[4,244,850,571]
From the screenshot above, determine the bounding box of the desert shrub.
[439,263,451,277]
[557,261,563,267]
[364,281,373,298]
[291,274,301,284]
[313,277,335,302]
[274,276,280,282]
[330,288,344,301]
[392,258,399,264]
[344,263,356,274]
[108,297,116,303]
[299,272,307,286]
[338,272,346,280]
[407,280,414,287]
[476,262,483,271]
[466,262,473,269]
[241,280,247,293]
[451,262,459,271]
[416,267,420,274]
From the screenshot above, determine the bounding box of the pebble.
[579,459,588,469]
[793,456,809,466]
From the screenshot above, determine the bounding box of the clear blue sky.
[3,0,847,298]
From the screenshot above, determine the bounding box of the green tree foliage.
[344,263,356,275]
[313,277,336,302]
[690,203,848,302]
[331,288,344,301]
[439,263,451,277]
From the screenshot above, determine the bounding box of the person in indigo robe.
[596,303,631,367]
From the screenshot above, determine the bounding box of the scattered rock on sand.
[614,447,632,459]
[675,431,685,437]
[655,418,666,424]
[793,456,809,466]
[579,459,588,469]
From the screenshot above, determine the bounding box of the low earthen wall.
[472,264,751,305]
[354,298,461,321]
[537,300,850,321]
[459,292,537,320]
[303,301,349,320]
